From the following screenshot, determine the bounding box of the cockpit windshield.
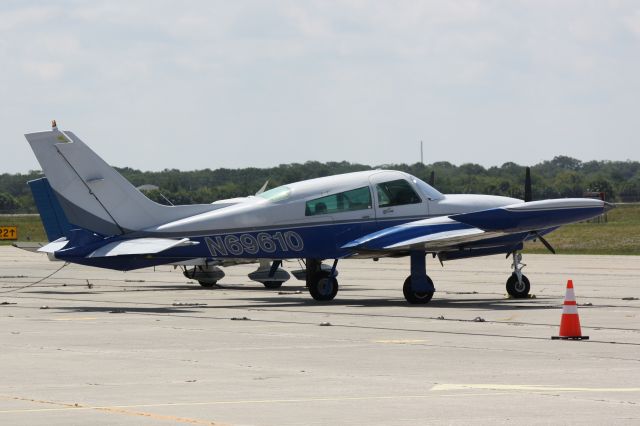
[257,185,292,202]
[412,177,444,201]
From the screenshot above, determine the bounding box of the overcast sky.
[2,1,639,173]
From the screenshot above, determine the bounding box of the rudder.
[28,177,73,242]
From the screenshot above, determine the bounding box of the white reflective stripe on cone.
[562,304,579,314]
[564,288,576,301]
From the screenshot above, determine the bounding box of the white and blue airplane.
[23,122,611,304]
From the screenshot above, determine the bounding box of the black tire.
[198,281,216,288]
[402,275,434,304]
[506,273,530,298]
[262,281,283,289]
[309,277,339,301]
[304,269,331,288]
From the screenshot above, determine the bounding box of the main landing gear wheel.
[262,281,283,289]
[309,274,339,301]
[403,276,434,304]
[506,273,530,298]
[198,280,217,288]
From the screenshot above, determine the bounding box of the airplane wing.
[450,198,607,232]
[169,258,258,267]
[382,227,501,251]
[342,217,501,252]
[342,198,606,253]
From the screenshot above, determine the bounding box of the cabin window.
[305,186,372,216]
[376,179,422,207]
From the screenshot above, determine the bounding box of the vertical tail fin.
[28,177,73,242]
[25,126,214,236]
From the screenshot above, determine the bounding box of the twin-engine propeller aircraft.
[23,122,611,304]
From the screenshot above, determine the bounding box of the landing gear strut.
[506,252,530,298]
[306,259,339,301]
[403,250,435,304]
[248,260,290,289]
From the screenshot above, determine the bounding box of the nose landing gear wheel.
[403,276,434,304]
[309,276,339,301]
[506,273,530,298]
[199,281,217,288]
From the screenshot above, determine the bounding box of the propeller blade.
[534,232,556,254]
[524,167,532,202]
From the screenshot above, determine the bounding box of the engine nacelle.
[248,267,290,284]
[183,265,225,284]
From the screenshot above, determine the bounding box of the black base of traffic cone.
[551,336,589,340]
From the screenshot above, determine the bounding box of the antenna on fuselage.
[136,184,174,206]
[256,179,270,195]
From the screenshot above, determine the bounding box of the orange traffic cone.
[552,280,589,340]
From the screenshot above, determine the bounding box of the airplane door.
[369,171,429,224]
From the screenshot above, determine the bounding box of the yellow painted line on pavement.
[495,315,516,321]
[91,405,221,425]
[0,392,523,415]
[0,395,223,425]
[8,385,637,418]
[431,384,640,393]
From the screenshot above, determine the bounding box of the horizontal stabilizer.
[12,242,47,253]
[87,238,198,258]
[38,238,70,253]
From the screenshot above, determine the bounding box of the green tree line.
[1,155,639,213]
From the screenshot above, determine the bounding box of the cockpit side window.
[413,177,444,200]
[305,186,372,216]
[376,179,422,207]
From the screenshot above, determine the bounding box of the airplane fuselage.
[54,170,533,269]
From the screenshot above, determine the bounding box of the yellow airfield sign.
[0,226,17,240]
